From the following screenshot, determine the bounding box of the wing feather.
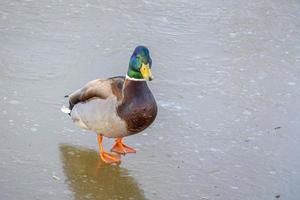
[68,76,125,110]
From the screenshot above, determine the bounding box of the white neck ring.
[125,75,146,81]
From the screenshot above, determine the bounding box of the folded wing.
[68,76,125,110]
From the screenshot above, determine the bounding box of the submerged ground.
[1,0,300,199]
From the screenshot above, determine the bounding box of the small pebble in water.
[230,186,239,190]
[30,127,38,132]
[269,171,276,175]
[253,146,259,150]
[52,175,60,181]
[275,194,280,198]
[64,190,72,195]
[229,33,237,38]
[209,148,217,152]
[9,100,20,105]
[243,110,252,115]
[67,151,75,156]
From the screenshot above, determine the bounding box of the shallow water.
[1,0,300,199]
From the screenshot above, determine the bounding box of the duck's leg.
[97,134,121,164]
[111,137,136,155]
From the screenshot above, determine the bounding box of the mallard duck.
[62,46,157,164]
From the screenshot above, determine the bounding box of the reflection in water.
[59,144,147,200]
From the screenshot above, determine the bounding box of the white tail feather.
[61,105,71,114]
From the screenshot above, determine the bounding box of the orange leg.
[97,134,121,164]
[111,138,136,155]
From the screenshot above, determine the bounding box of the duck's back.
[68,76,125,110]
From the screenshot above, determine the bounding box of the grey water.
[1,0,300,199]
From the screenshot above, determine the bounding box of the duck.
[62,46,157,164]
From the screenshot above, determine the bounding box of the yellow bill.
[140,63,154,81]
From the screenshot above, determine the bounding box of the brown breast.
[117,79,157,134]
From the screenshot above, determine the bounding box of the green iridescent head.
[127,46,153,81]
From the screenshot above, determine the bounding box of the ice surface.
[0,0,300,200]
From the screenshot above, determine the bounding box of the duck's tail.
[61,105,71,114]
[62,93,71,114]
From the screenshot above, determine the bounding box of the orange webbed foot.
[111,138,136,155]
[97,134,121,164]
